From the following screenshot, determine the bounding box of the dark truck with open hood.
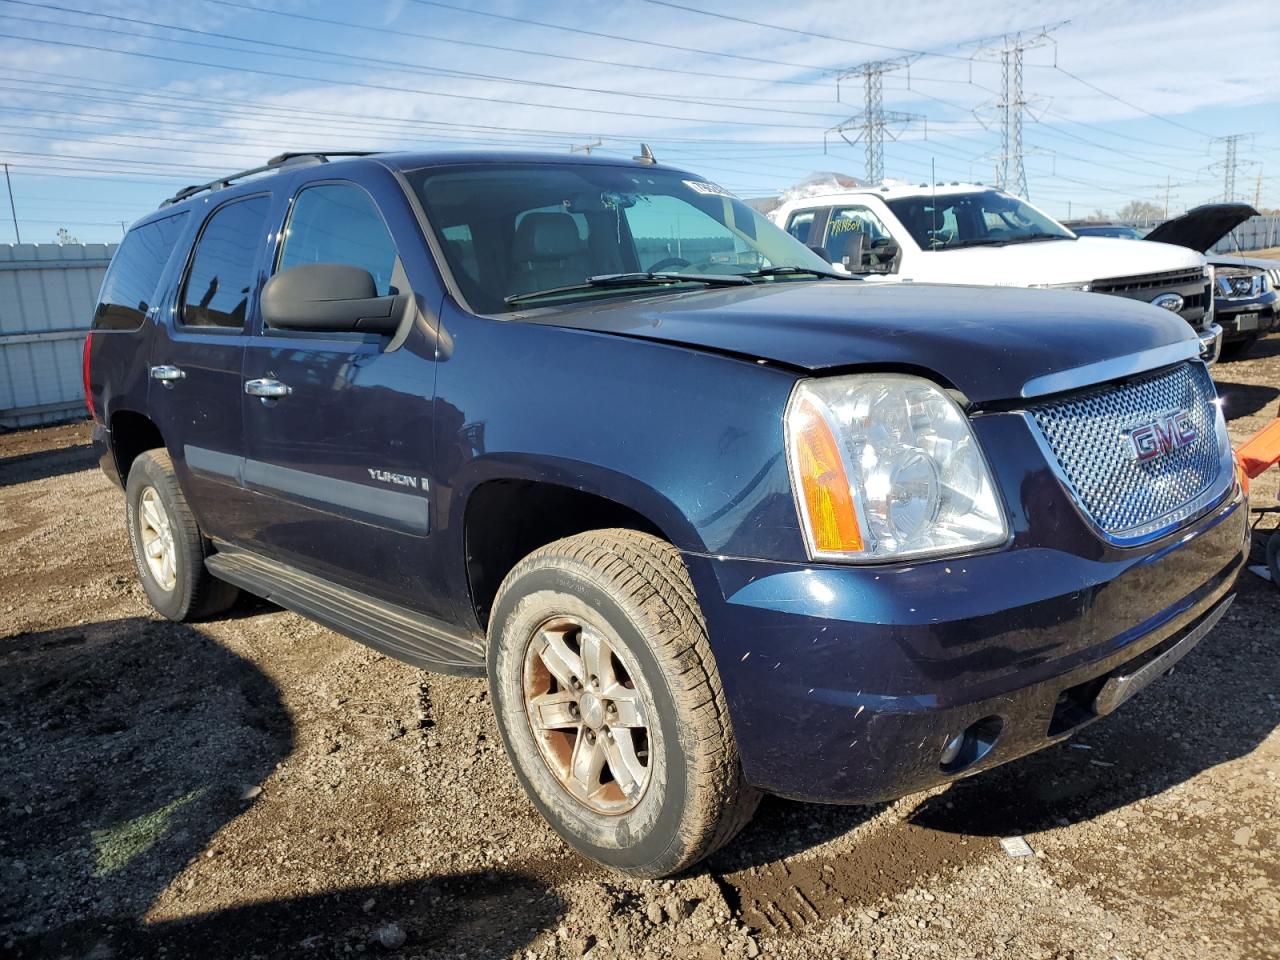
[1146,202,1278,357]
[84,151,1248,876]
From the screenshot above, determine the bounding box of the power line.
[0,30,830,131]
[196,0,831,89]
[0,4,849,119]
[405,0,833,72]
[637,0,973,62]
[1053,66,1209,137]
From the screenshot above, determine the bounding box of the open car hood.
[1144,203,1258,252]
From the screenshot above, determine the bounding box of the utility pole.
[1255,169,1263,208]
[569,139,602,156]
[3,163,19,244]
[970,22,1065,199]
[826,57,925,183]
[1163,175,1172,219]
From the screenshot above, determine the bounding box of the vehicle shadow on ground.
[0,441,96,487]
[909,573,1280,839]
[1219,332,1280,364]
[8,870,565,959]
[1216,380,1280,421]
[0,617,566,959]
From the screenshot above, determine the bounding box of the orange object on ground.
[1236,418,1280,480]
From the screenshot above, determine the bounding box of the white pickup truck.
[771,182,1221,361]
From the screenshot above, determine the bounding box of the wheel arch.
[459,464,697,632]
[108,408,166,485]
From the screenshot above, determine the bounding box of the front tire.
[487,529,759,877]
[125,449,238,621]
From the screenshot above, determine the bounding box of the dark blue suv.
[84,151,1248,877]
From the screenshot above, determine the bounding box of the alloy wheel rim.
[138,486,177,592]
[522,616,653,815]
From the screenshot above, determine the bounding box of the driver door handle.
[244,378,292,398]
[150,364,186,382]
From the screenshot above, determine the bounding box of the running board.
[205,547,485,676]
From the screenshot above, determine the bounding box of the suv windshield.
[406,163,835,312]
[885,191,1072,250]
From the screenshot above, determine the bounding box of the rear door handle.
[150,364,186,382]
[244,378,292,398]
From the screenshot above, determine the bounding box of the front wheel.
[487,529,759,877]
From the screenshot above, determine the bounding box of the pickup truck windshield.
[406,163,835,312]
[885,191,1073,251]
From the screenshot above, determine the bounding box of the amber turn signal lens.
[792,397,863,553]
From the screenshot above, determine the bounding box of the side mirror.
[874,241,901,272]
[839,231,865,273]
[261,263,407,335]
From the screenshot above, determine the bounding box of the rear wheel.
[125,450,239,621]
[487,529,759,877]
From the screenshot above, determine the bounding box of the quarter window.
[181,195,270,329]
[278,183,399,295]
[94,212,188,330]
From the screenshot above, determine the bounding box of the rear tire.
[487,529,759,877]
[125,449,239,621]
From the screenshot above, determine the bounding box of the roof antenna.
[633,143,656,165]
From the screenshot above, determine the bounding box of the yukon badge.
[368,468,426,490]
[1124,410,1198,463]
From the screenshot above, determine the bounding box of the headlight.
[785,374,1008,562]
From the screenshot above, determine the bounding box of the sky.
[0,0,1278,244]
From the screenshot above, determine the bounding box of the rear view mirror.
[261,263,407,335]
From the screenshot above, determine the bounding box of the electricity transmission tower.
[970,23,1065,198]
[1209,134,1255,201]
[569,138,603,156]
[826,57,925,183]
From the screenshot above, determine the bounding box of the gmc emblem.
[1125,410,1198,463]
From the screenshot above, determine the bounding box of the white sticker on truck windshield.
[683,179,735,197]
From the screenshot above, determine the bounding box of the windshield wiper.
[739,265,851,280]
[1003,233,1072,244]
[504,271,751,305]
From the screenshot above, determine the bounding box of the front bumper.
[685,485,1248,805]
[1216,292,1278,341]
[1197,322,1223,363]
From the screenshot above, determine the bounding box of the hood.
[527,282,1195,405]
[1143,203,1258,252]
[902,236,1202,286]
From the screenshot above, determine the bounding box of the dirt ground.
[2,339,1278,960]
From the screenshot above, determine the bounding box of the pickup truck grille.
[1091,269,1211,329]
[1027,361,1230,543]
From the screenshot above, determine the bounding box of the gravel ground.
[2,337,1278,960]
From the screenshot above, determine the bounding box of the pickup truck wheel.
[487,529,760,877]
[125,450,239,621]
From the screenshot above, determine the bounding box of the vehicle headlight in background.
[785,374,1008,562]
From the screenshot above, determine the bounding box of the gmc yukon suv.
[85,151,1248,877]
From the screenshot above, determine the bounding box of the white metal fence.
[0,242,115,429]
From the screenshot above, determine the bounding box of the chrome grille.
[1027,362,1229,542]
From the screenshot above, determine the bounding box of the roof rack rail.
[160,151,381,208]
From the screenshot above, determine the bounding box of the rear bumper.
[91,421,122,489]
[685,485,1248,804]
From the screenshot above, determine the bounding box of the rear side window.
[93,212,188,330]
[278,183,399,295]
[181,195,271,329]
